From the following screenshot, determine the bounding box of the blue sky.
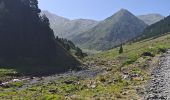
[38,0,170,20]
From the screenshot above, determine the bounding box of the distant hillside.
[138,14,164,25]
[41,11,98,40]
[55,37,87,59]
[138,15,170,40]
[72,9,147,51]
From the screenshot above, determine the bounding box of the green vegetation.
[0,0,80,75]
[119,45,123,54]
[1,32,170,99]
[73,9,147,51]
[0,1,170,99]
[0,68,20,82]
[56,37,87,59]
[137,15,170,40]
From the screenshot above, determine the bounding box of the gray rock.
[145,50,170,99]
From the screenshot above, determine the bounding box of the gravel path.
[145,50,170,100]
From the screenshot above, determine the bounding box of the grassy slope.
[1,32,170,99]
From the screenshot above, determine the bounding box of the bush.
[158,48,167,53]
[43,94,61,100]
[123,59,136,66]
[141,52,154,57]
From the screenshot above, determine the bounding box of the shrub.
[123,58,136,66]
[158,48,167,53]
[141,52,154,57]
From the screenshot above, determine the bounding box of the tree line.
[56,37,87,59]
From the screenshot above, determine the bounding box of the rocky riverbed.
[145,50,170,100]
[0,68,103,91]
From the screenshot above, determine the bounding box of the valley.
[43,9,164,51]
[1,32,170,99]
[0,0,170,100]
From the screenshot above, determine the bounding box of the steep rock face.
[73,9,147,50]
[138,14,164,25]
[41,11,98,40]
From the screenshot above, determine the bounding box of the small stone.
[91,84,96,88]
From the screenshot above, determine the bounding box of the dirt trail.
[145,50,170,100]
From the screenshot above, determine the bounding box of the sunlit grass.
[1,33,170,99]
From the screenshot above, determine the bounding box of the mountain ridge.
[41,11,98,40]
[138,14,164,25]
[72,9,147,50]
[42,10,164,51]
[138,15,170,40]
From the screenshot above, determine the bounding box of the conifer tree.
[119,44,123,54]
[0,0,56,62]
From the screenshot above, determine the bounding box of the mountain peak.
[41,10,98,39]
[116,8,133,16]
[119,8,129,12]
[105,9,134,21]
[73,9,147,51]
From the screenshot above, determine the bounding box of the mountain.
[55,37,87,59]
[72,9,147,51]
[0,0,80,75]
[41,11,98,40]
[138,14,164,25]
[137,15,170,40]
